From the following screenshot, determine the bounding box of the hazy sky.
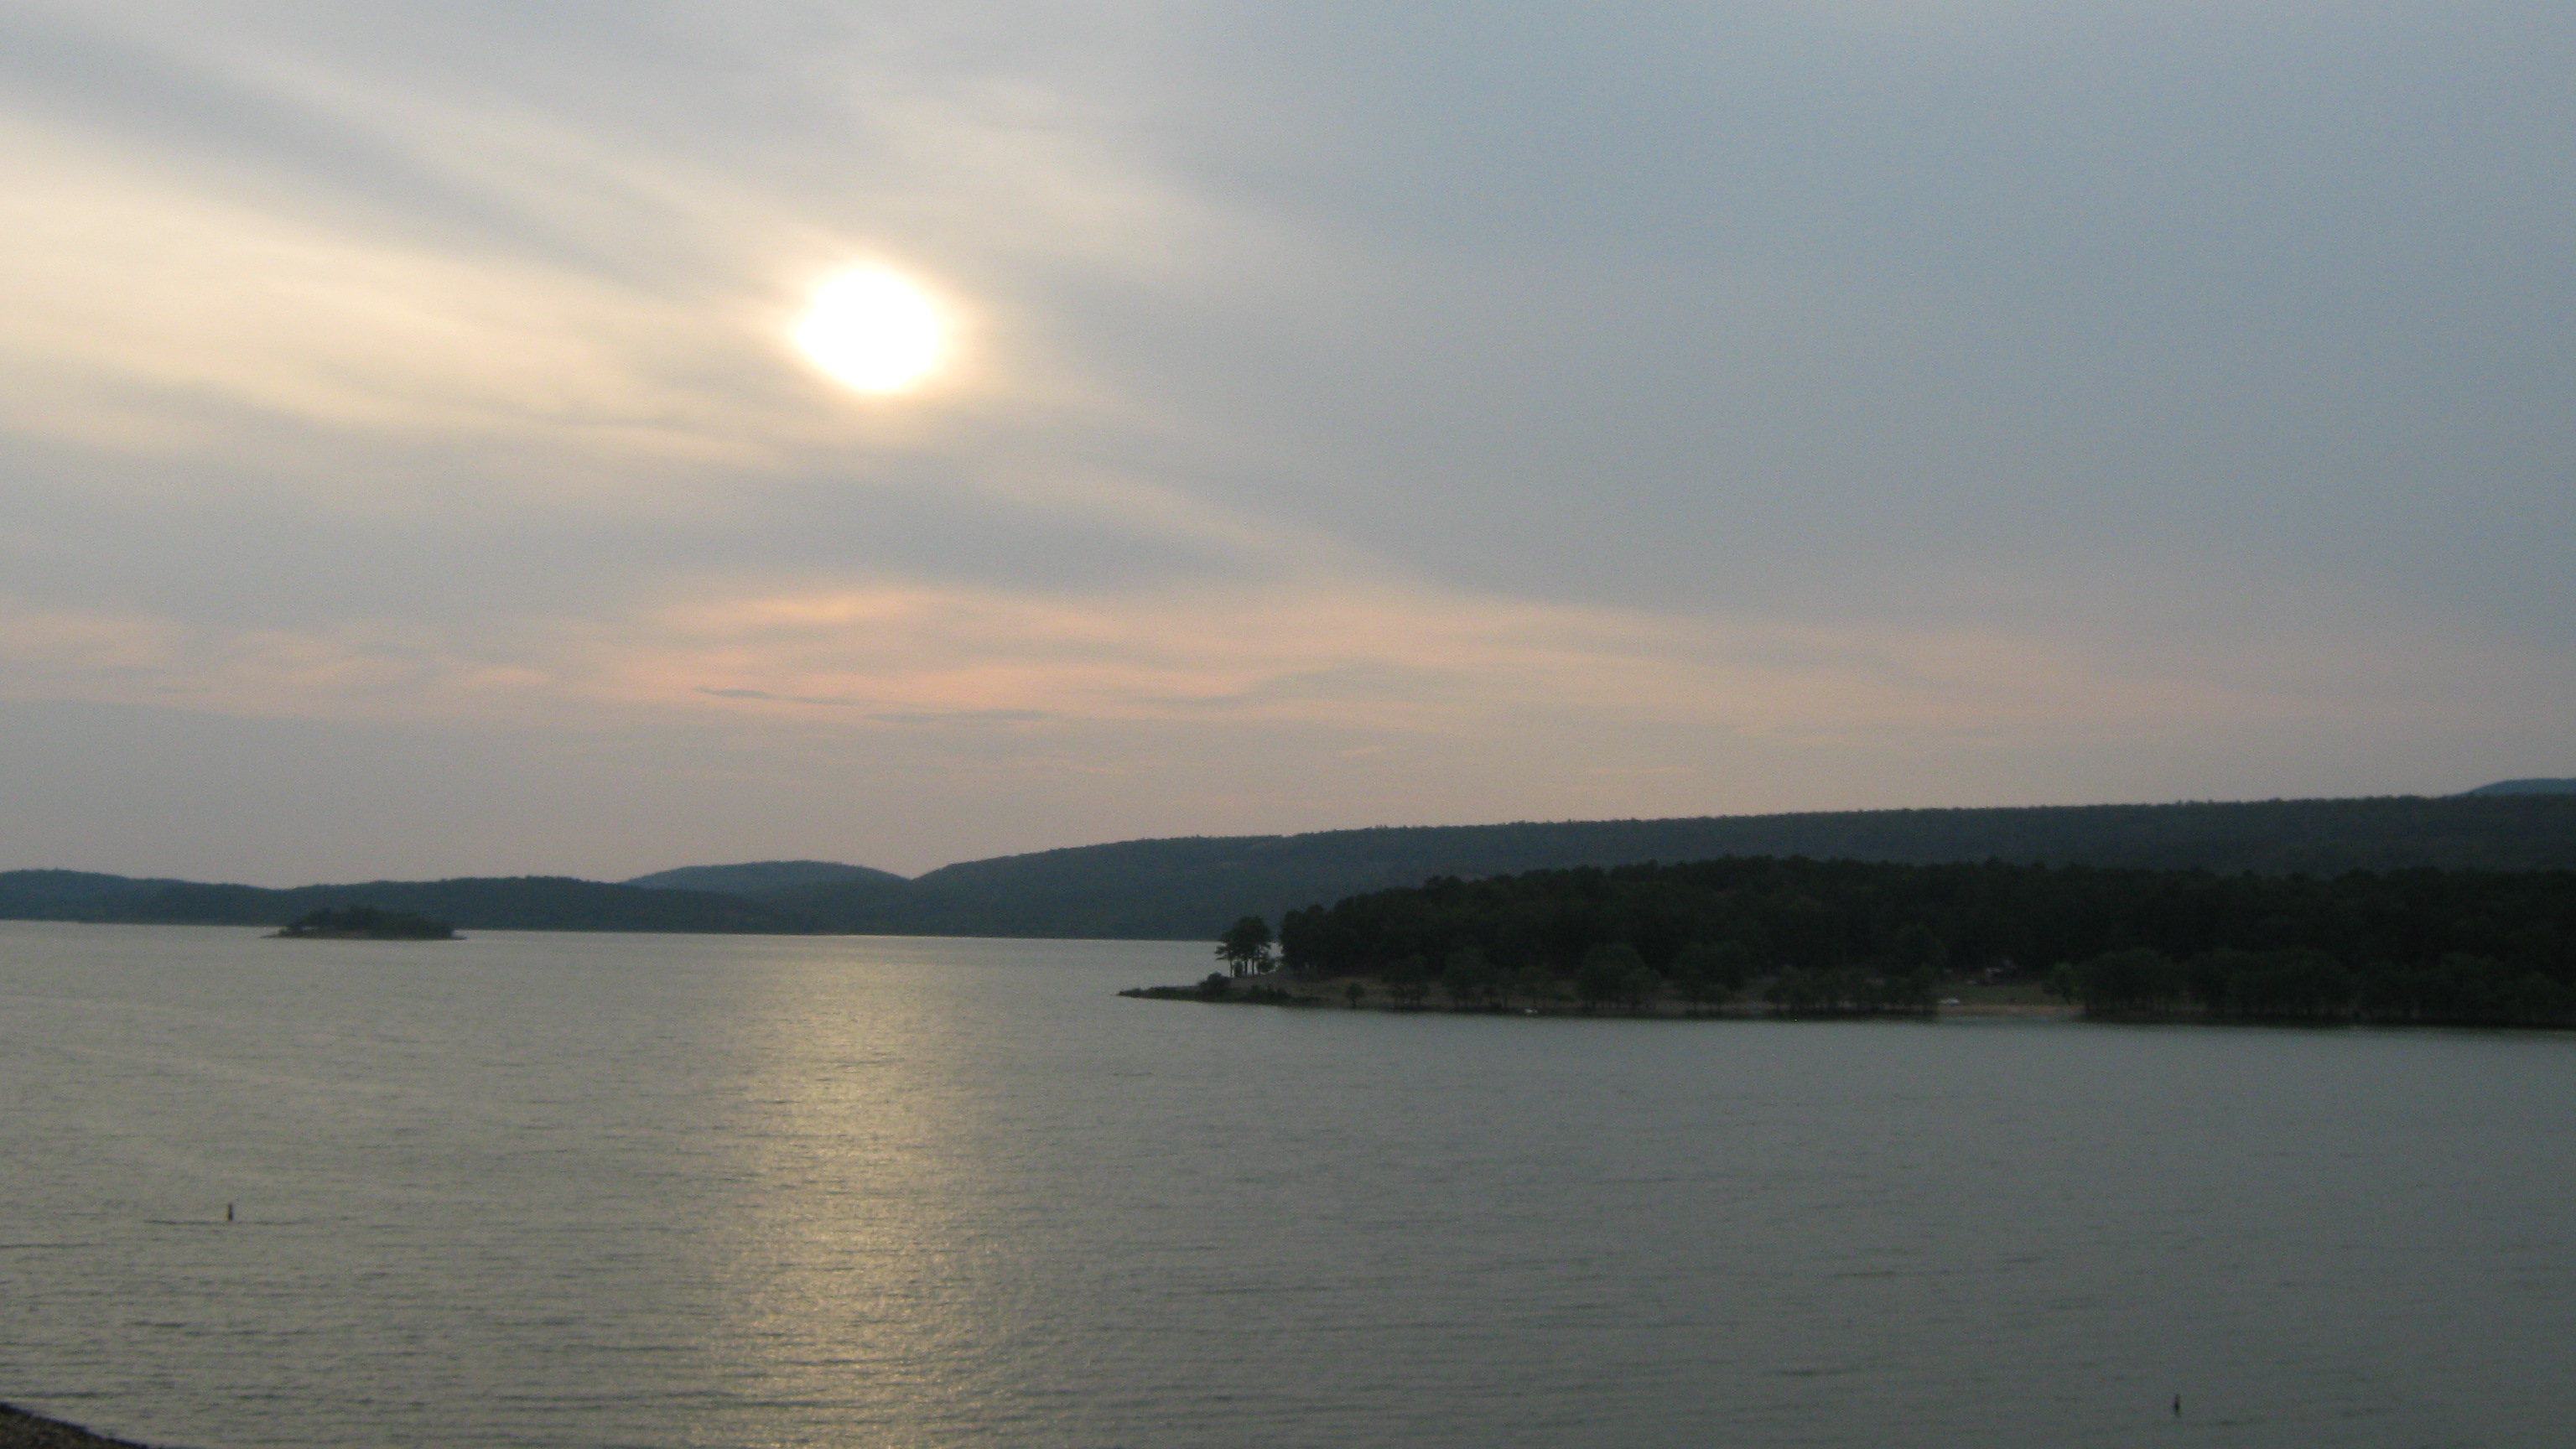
[4,1,2571,883]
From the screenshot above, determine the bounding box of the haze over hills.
[8,787,2576,941]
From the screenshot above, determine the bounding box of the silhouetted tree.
[1217,915,1274,977]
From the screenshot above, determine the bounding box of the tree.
[1510,963,1560,1011]
[1619,960,1663,1015]
[2045,962,2080,1004]
[1577,943,1645,1012]
[1343,979,1368,1010]
[2189,947,2340,1020]
[1710,941,1758,994]
[1822,966,1867,1012]
[1670,942,1748,1012]
[1443,947,1499,1010]
[2068,948,2185,1015]
[1384,955,1431,1010]
[1217,915,1275,977]
[1891,922,1949,975]
[1849,969,1888,1014]
[1767,966,1828,1015]
[1891,966,1940,1014]
[1670,962,1715,1015]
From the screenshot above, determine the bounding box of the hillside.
[765,793,2576,940]
[13,792,2576,943]
[0,868,200,917]
[2463,777,2576,795]
[624,860,908,894]
[0,872,808,933]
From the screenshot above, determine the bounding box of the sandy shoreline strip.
[0,1403,182,1449]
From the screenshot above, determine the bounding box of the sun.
[794,268,947,393]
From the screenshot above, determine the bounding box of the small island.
[272,905,460,940]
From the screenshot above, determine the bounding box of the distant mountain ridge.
[2461,777,2576,795]
[12,790,2576,941]
[759,792,2576,939]
[0,872,796,934]
[623,860,907,893]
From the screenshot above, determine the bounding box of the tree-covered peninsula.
[1273,857,2576,1027]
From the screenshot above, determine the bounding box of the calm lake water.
[3,922,2572,1448]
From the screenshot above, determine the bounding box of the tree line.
[2051,945,2573,1026]
[276,905,458,939]
[1275,856,2576,1026]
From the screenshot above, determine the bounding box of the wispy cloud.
[2,0,2569,878]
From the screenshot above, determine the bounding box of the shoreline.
[0,1403,176,1449]
[1120,980,2574,1029]
[1119,976,2080,1021]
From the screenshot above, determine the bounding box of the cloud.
[692,688,1054,720]
[0,4,1233,499]
[14,569,2565,759]
[0,0,2570,878]
[0,603,185,673]
[868,709,1056,725]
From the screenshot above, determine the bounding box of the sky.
[3,1,2571,884]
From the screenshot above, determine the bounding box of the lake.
[3,921,2571,1447]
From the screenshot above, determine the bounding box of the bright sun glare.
[795,268,946,393]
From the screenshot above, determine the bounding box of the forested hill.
[758,792,2576,938]
[12,792,2576,941]
[622,860,907,894]
[0,872,801,933]
[1274,857,2576,1027]
[2463,777,2576,795]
